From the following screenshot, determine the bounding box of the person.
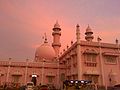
[39,85,49,90]
[19,85,26,90]
[3,83,7,89]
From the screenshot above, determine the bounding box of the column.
[57,59,60,89]
[6,58,11,83]
[70,56,73,80]
[41,60,45,85]
[76,24,82,80]
[98,42,105,86]
[24,59,28,84]
[76,43,82,80]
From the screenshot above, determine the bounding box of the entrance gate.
[31,74,37,86]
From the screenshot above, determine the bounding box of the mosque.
[0,22,120,89]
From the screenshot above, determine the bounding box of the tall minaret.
[76,24,82,80]
[52,21,61,57]
[85,25,94,41]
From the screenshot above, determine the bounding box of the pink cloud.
[0,0,120,59]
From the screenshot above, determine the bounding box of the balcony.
[84,61,97,67]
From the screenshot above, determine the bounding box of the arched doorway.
[31,74,37,86]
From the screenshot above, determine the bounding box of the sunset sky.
[0,0,120,60]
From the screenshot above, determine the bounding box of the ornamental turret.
[52,21,61,57]
[85,25,94,41]
[76,24,80,43]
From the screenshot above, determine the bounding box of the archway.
[31,74,37,86]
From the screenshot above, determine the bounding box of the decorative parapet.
[28,62,42,68]
[83,49,99,55]
[0,60,59,68]
[84,70,99,76]
[81,40,119,49]
[101,43,119,49]
[11,70,22,76]
[81,40,99,47]
[44,63,58,68]
[11,62,26,67]
[102,52,120,56]
[0,61,9,66]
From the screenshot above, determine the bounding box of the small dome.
[35,43,55,60]
[54,21,60,28]
[85,25,94,41]
[86,25,92,32]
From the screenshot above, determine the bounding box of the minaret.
[52,21,61,57]
[85,25,94,41]
[76,24,82,80]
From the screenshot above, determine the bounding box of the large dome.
[35,42,55,60]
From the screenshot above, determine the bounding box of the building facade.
[0,22,120,89]
[59,24,120,88]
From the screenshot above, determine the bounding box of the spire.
[71,40,73,45]
[97,36,102,42]
[76,24,80,28]
[54,20,60,28]
[44,33,48,43]
[85,24,93,34]
[87,24,90,30]
[76,24,80,43]
[76,24,80,37]
[85,24,94,41]
[116,38,118,44]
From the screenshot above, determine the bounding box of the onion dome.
[54,21,60,28]
[85,25,93,34]
[85,25,94,41]
[35,35,55,61]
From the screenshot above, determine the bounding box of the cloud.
[0,0,120,59]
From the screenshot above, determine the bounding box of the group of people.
[0,82,58,90]
[0,82,20,90]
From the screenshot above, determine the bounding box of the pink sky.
[0,0,120,60]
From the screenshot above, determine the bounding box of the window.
[73,55,77,67]
[105,56,117,64]
[86,54,97,62]
[85,75,98,84]
[85,54,97,67]
[48,76,53,83]
[13,76,20,83]
[61,73,65,81]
